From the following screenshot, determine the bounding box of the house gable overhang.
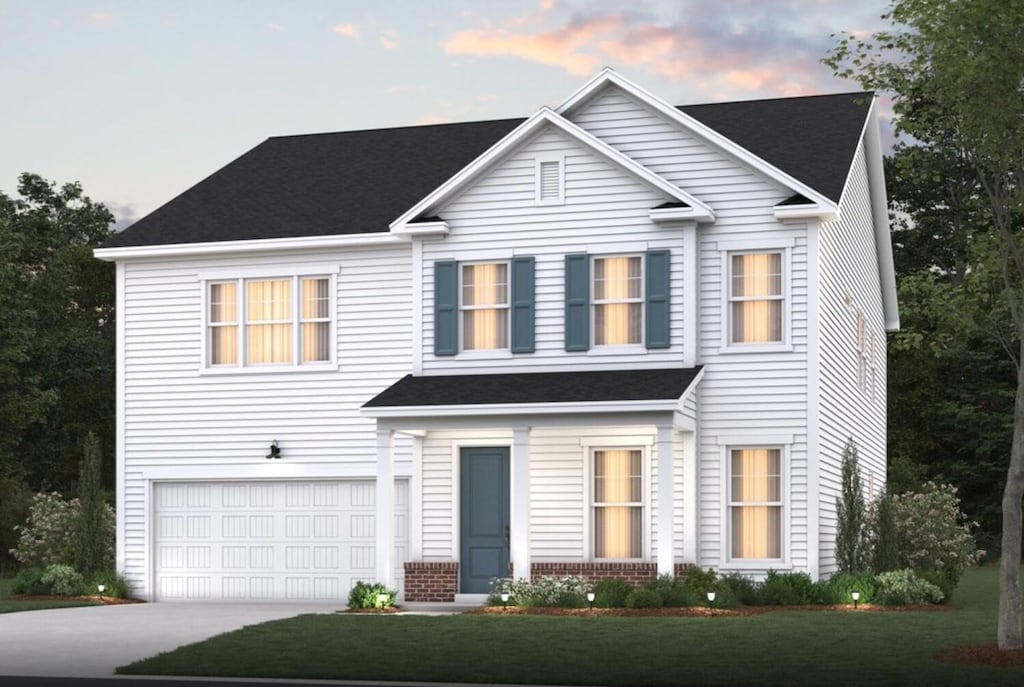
[388,108,715,232]
[558,68,841,222]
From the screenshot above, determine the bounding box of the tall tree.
[0,174,115,492]
[825,0,1024,649]
[835,439,867,573]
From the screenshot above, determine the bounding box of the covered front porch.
[361,367,703,601]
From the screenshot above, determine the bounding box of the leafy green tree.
[0,174,115,492]
[826,0,1024,649]
[75,432,107,574]
[835,439,868,573]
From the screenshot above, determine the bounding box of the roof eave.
[93,232,405,262]
[773,203,840,222]
[361,398,679,419]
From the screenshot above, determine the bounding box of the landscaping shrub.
[347,581,397,609]
[663,580,701,607]
[709,581,738,609]
[625,587,663,609]
[40,564,85,596]
[676,566,717,598]
[488,576,588,607]
[760,570,815,605]
[11,567,48,595]
[874,569,944,605]
[10,492,114,569]
[592,576,632,608]
[643,574,675,604]
[835,439,868,573]
[811,579,841,605]
[867,489,900,573]
[90,570,130,599]
[718,572,762,606]
[827,571,876,605]
[915,570,955,604]
[889,482,982,586]
[76,432,107,574]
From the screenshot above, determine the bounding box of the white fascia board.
[650,207,714,223]
[862,99,900,332]
[557,69,840,218]
[674,366,705,415]
[391,220,450,237]
[388,107,714,231]
[773,204,839,222]
[93,232,406,262]
[361,398,678,419]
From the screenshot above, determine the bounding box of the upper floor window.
[729,252,783,345]
[207,276,332,368]
[593,255,643,346]
[593,448,643,559]
[729,447,783,560]
[461,262,509,351]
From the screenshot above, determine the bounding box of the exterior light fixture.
[376,592,389,609]
[586,591,595,610]
[97,584,106,598]
[500,591,510,609]
[851,591,860,609]
[706,591,716,610]
[266,440,281,460]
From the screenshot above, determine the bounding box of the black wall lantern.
[266,440,281,460]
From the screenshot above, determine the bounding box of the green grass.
[0,576,100,614]
[118,566,1023,686]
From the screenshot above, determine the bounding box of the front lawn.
[0,577,101,614]
[119,566,1023,686]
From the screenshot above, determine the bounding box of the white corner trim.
[862,99,900,332]
[114,262,127,577]
[556,69,840,217]
[388,107,715,231]
[806,219,822,581]
[93,232,407,261]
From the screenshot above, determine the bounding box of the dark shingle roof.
[103,92,872,249]
[363,367,702,408]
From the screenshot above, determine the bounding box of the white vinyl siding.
[816,141,888,576]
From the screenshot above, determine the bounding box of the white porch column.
[511,427,531,580]
[682,430,698,564]
[376,428,395,586]
[656,424,675,576]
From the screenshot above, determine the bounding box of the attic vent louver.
[537,159,563,203]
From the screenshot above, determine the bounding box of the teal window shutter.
[564,253,590,351]
[434,260,458,356]
[645,249,671,349]
[510,256,535,354]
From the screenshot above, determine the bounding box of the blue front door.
[459,447,510,594]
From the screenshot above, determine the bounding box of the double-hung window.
[729,447,783,560]
[728,252,783,345]
[593,256,643,346]
[206,275,332,368]
[461,262,509,351]
[593,449,643,559]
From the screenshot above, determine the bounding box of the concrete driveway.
[0,601,338,678]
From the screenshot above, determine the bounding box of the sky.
[0,0,891,229]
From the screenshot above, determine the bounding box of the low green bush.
[626,587,663,609]
[592,577,632,608]
[663,580,701,607]
[11,567,48,595]
[811,579,841,605]
[677,566,717,598]
[90,570,130,598]
[874,569,943,605]
[718,572,762,606]
[709,581,738,609]
[643,574,675,603]
[827,572,876,605]
[40,564,85,596]
[915,570,955,604]
[760,570,815,605]
[347,581,397,609]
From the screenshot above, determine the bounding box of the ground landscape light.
[586,591,595,610]
[707,591,716,609]
[97,584,105,594]
[377,592,389,608]
[852,591,860,609]
[500,591,510,608]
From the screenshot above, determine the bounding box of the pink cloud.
[86,11,113,26]
[380,30,398,50]
[331,23,360,40]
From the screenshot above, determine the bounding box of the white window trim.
[719,442,791,569]
[584,444,651,562]
[534,153,565,206]
[458,260,511,355]
[199,272,338,374]
[591,253,645,350]
[720,248,792,353]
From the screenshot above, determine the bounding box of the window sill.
[719,560,790,571]
[199,363,339,375]
[586,345,647,356]
[454,350,514,360]
[717,343,793,355]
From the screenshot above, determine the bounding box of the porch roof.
[363,367,703,408]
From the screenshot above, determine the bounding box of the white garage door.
[153,480,407,601]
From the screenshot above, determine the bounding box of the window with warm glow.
[729,252,783,344]
[593,449,642,558]
[593,256,642,346]
[206,276,332,368]
[729,448,782,559]
[461,263,509,350]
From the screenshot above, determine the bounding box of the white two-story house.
[95,69,898,602]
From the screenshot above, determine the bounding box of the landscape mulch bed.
[8,594,144,605]
[469,603,953,617]
[936,644,1024,667]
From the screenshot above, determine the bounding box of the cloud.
[331,23,360,40]
[103,202,139,232]
[268,22,285,32]
[380,30,398,50]
[86,11,113,26]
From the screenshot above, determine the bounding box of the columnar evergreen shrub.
[867,489,900,573]
[76,432,107,574]
[835,438,868,573]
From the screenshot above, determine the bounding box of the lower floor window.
[593,449,642,558]
[729,447,782,559]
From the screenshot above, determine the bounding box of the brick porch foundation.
[529,561,694,586]
[404,561,459,602]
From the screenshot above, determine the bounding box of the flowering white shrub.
[9,492,114,568]
[875,569,944,605]
[489,575,589,607]
[40,563,85,596]
[890,482,983,584]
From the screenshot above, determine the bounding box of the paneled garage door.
[153,480,407,601]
